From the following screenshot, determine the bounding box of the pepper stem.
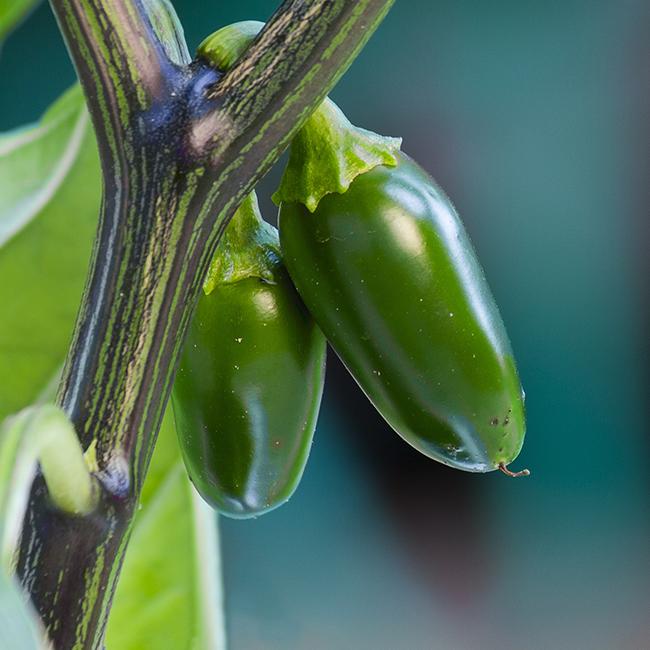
[202,192,281,293]
[498,463,531,478]
[198,20,402,213]
[272,98,402,211]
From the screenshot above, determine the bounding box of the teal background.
[2,1,649,648]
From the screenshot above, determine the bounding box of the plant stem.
[18,0,394,647]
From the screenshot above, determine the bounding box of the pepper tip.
[498,463,530,478]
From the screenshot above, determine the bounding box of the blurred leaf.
[141,0,190,65]
[0,0,40,45]
[106,408,226,650]
[0,407,57,650]
[0,571,43,650]
[0,84,100,420]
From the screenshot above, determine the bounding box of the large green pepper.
[172,193,326,517]
[276,113,526,474]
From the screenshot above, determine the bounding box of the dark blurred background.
[2,1,649,648]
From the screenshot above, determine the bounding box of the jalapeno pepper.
[277,149,526,473]
[172,193,326,517]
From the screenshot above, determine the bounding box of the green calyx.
[197,20,402,212]
[203,192,281,294]
[272,98,402,212]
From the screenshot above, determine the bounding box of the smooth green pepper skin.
[173,240,326,518]
[279,152,525,472]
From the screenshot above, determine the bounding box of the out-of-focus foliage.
[107,408,225,650]
[0,571,41,650]
[0,412,43,650]
[0,0,39,44]
[0,84,99,421]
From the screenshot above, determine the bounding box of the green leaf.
[0,84,100,421]
[0,0,40,45]
[140,0,190,66]
[106,408,226,650]
[0,571,43,650]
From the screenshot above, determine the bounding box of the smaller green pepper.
[172,193,326,517]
